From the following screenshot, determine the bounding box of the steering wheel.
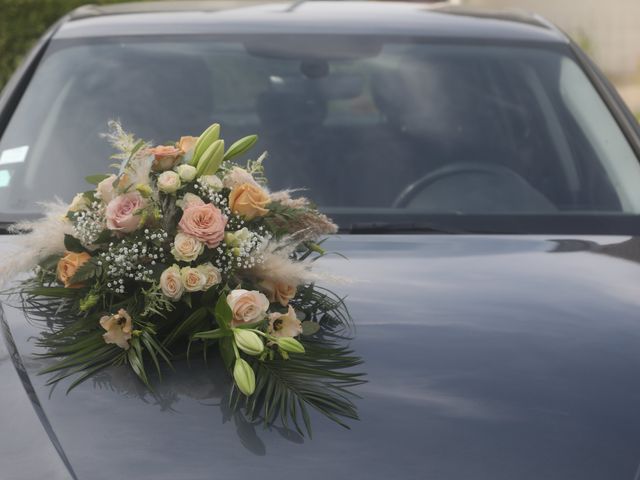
[392,162,556,213]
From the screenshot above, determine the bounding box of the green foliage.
[0,0,151,90]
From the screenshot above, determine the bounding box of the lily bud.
[79,293,99,312]
[277,337,305,354]
[233,329,264,356]
[233,358,256,396]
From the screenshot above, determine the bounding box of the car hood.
[2,234,640,480]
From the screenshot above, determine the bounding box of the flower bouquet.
[4,122,363,435]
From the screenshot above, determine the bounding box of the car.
[1,1,640,479]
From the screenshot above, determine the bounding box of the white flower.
[224,227,251,247]
[99,309,133,350]
[160,265,184,300]
[157,171,181,194]
[96,174,117,203]
[197,262,222,289]
[223,167,257,190]
[200,175,223,192]
[176,164,197,182]
[268,305,303,338]
[171,232,204,262]
[68,193,88,212]
[180,266,207,292]
[227,289,270,326]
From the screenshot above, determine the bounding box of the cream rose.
[57,251,91,288]
[197,263,222,289]
[160,265,184,301]
[178,202,227,248]
[260,280,297,307]
[171,233,204,262]
[68,193,88,213]
[100,309,133,350]
[268,306,303,338]
[200,175,223,192]
[157,171,181,194]
[149,145,183,172]
[223,167,258,190]
[96,174,117,203]
[229,183,270,220]
[105,192,147,233]
[227,289,270,326]
[176,164,197,182]
[180,267,207,292]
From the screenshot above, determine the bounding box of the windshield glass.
[1,35,639,233]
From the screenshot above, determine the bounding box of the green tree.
[0,0,145,90]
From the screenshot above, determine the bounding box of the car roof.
[53,1,567,43]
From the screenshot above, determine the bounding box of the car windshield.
[1,34,639,233]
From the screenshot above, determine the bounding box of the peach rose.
[100,309,133,350]
[178,136,198,154]
[57,251,91,288]
[178,203,227,248]
[226,289,270,326]
[260,280,297,306]
[149,145,183,172]
[106,192,147,233]
[229,183,270,220]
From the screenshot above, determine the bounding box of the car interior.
[0,38,629,216]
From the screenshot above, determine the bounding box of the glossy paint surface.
[54,2,566,43]
[3,235,640,479]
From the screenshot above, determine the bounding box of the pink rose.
[106,192,147,233]
[178,203,227,248]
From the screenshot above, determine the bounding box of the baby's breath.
[72,201,105,246]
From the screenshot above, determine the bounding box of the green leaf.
[85,174,110,185]
[69,259,99,285]
[162,307,208,347]
[92,230,112,245]
[63,234,85,253]
[219,336,235,370]
[223,134,257,161]
[301,321,320,336]
[214,293,232,330]
[192,328,230,341]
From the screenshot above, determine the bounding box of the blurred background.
[1,0,639,120]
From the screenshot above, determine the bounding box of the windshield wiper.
[344,221,468,234]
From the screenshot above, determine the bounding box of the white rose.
[68,193,88,212]
[176,164,197,182]
[171,233,204,262]
[223,167,258,190]
[226,289,270,326]
[180,267,207,292]
[200,175,223,192]
[96,174,117,203]
[160,265,184,301]
[197,262,222,289]
[157,171,181,194]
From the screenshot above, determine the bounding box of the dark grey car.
[2,1,640,479]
